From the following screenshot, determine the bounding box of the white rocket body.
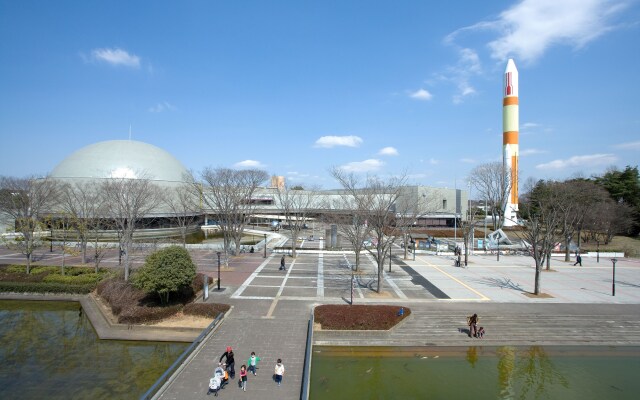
[502,59,519,227]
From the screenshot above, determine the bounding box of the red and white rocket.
[503,59,519,227]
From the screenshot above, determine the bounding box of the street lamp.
[263,233,267,258]
[596,240,600,263]
[497,240,500,262]
[216,251,221,291]
[611,258,617,296]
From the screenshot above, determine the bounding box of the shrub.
[118,303,182,324]
[132,246,197,305]
[97,278,147,316]
[315,305,411,330]
[183,303,230,319]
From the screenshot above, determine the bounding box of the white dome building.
[50,140,200,239]
[51,140,190,184]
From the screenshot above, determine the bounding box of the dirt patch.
[522,292,554,298]
[315,304,410,330]
[146,311,213,328]
[367,291,394,298]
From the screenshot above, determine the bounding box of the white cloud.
[88,47,141,68]
[410,89,433,101]
[429,158,439,165]
[378,147,399,156]
[521,122,540,130]
[460,158,476,164]
[234,160,266,168]
[612,140,640,150]
[536,153,617,170]
[339,159,384,173]
[314,135,363,148]
[520,148,548,156]
[148,102,176,113]
[448,0,628,64]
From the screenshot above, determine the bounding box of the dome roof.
[51,140,189,183]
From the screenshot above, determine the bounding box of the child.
[247,351,261,376]
[274,358,285,386]
[477,326,485,338]
[239,365,247,391]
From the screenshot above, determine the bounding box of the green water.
[0,300,187,399]
[310,346,640,400]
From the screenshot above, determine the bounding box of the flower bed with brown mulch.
[314,304,410,330]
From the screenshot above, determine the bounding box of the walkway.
[154,244,640,399]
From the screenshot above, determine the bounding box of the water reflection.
[513,346,569,399]
[0,300,186,399]
[310,346,639,400]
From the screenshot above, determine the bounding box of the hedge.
[43,273,103,285]
[0,281,95,294]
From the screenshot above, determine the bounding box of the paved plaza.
[1,238,639,400]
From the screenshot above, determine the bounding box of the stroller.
[208,375,222,396]
[208,364,228,396]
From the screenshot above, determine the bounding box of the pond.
[310,346,640,400]
[0,300,187,399]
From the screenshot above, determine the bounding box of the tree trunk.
[546,253,551,270]
[564,234,571,262]
[534,263,541,295]
[94,237,99,273]
[26,252,32,274]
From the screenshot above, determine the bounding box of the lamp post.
[263,234,267,258]
[596,240,600,263]
[388,246,392,272]
[611,258,617,296]
[497,240,500,262]
[216,251,221,291]
[50,224,53,252]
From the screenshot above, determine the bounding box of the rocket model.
[502,59,519,227]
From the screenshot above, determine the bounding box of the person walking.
[239,365,247,391]
[274,358,285,386]
[247,351,261,376]
[574,253,582,266]
[280,255,286,271]
[219,346,236,379]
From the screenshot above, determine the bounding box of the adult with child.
[468,313,479,338]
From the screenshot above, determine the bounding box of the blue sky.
[1,0,639,194]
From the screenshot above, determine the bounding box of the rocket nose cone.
[505,59,518,73]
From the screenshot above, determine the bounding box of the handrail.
[140,311,225,400]
[300,309,314,400]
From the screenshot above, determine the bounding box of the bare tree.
[58,181,107,263]
[516,179,563,295]
[275,184,321,257]
[0,175,59,273]
[198,168,269,256]
[468,162,512,229]
[395,187,435,261]
[101,175,161,281]
[162,183,201,247]
[323,174,373,271]
[330,168,408,293]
